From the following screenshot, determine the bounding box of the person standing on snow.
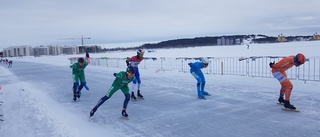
[70,57,89,101]
[126,48,145,100]
[8,60,13,68]
[269,53,306,110]
[188,58,211,99]
[90,66,136,118]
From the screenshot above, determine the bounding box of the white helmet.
[201,58,209,65]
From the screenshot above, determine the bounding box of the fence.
[69,56,320,82]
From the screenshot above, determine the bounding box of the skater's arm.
[126,57,131,66]
[83,61,88,68]
[114,72,124,79]
[70,63,77,68]
[190,62,202,69]
[272,57,293,69]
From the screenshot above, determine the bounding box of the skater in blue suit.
[188,58,210,99]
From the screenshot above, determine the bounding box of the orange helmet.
[294,53,306,65]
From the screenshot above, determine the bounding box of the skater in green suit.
[70,57,88,101]
[90,66,136,118]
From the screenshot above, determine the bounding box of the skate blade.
[277,102,284,105]
[282,108,300,112]
[204,94,211,96]
[121,116,129,120]
[197,97,207,100]
[88,117,93,121]
[89,114,94,118]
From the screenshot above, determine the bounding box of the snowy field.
[0,41,320,137]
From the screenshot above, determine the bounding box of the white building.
[33,46,49,56]
[2,45,85,57]
[48,45,61,55]
[61,46,79,54]
[3,45,32,57]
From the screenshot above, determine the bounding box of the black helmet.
[126,66,135,74]
[78,57,85,63]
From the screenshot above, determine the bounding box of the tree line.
[101,34,314,52]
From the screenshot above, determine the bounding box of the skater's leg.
[78,74,86,92]
[278,87,285,103]
[76,74,86,98]
[280,78,295,109]
[94,95,109,110]
[199,73,209,95]
[281,80,293,101]
[136,73,143,98]
[90,95,109,117]
[131,79,137,100]
[273,71,289,103]
[121,86,130,109]
[73,82,78,95]
[94,85,119,108]
[83,82,90,90]
[135,67,141,84]
[191,71,205,98]
[90,84,119,117]
[72,75,80,93]
[135,67,144,98]
[121,86,130,117]
[73,82,79,101]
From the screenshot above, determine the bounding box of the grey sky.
[1,0,319,49]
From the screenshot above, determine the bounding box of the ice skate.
[137,90,144,99]
[284,100,296,109]
[131,92,137,101]
[77,91,81,98]
[90,107,97,117]
[282,100,299,112]
[73,94,77,101]
[277,96,285,104]
[201,91,211,96]
[197,91,206,100]
[121,109,129,120]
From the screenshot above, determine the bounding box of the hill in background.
[102,34,317,52]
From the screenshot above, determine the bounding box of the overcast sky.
[1,0,319,49]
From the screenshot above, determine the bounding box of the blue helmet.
[137,49,145,55]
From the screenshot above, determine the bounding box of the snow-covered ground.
[1,41,320,137]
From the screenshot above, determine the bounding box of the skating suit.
[271,56,295,100]
[128,56,144,84]
[190,62,206,84]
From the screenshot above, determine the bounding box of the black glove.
[188,62,192,66]
[86,52,90,58]
[126,61,129,66]
[113,73,117,77]
[269,61,275,68]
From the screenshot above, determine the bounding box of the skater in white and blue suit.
[188,58,210,99]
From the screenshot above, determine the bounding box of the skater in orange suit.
[269,53,306,110]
